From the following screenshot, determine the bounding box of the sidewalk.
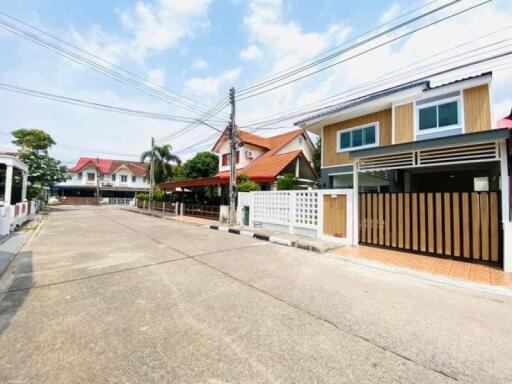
[123,207,219,226]
[0,232,27,277]
[335,245,512,287]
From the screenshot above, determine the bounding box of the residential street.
[0,207,511,384]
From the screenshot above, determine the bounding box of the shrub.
[276,173,298,190]
[237,174,261,192]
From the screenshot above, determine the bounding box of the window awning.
[160,176,225,190]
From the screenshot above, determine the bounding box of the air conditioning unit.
[246,150,254,159]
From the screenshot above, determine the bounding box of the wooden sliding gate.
[359,192,502,265]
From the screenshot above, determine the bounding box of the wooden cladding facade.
[463,84,492,133]
[322,109,392,167]
[393,102,414,144]
[359,192,501,264]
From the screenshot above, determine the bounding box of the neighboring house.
[161,128,317,196]
[56,157,149,199]
[296,72,511,272]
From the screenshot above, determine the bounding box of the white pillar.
[22,171,28,202]
[4,165,13,205]
[352,162,359,246]
[500,141,511,272]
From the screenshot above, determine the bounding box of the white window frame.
[336,122,379,153]
[415,95,463,136]
[120,175,128,183]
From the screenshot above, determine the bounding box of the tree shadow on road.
[0,250,33,336]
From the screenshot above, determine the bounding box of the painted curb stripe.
[218,227,230,232]
[254,233,270,241]
[269,237,292,246]
[228,228,240,235]
[240,231,255,238]
[209,225,219,230]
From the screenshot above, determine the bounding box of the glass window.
[77,172,82,180]
[419,106,437,130]
[438,101,458,127]
[339,132,351,149]
[363,126,375,145]
[112,174,116,181]
[419,100,459,131]
[87,173,95,181]
[338,125,377,151]
[132,175,136,182]
[121,175,128,182]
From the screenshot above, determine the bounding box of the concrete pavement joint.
[191,255,463,383]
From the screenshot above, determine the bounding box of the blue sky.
[0,0,511,165]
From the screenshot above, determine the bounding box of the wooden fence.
[58,197,98,205]
[359,192,501,264]
[184,204,219,220]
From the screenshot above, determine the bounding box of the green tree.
[183,151,218,179]
[11,129,66,197]
[140,144,181,184]
[312,136,321,176]
[12,128,56,153]
[237,174,261,192]
[276,173,298,190]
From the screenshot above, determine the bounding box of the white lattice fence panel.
[252,191,291,224]
[294,191,318,228]
[238,192,251,207]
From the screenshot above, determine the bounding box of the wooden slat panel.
[361,194,366,243]
[462,193,470,258]
[404,194,410,249]
[412,193,418,251]
[366,194,372,243]
[323,195,347,237]
[427,193,434,253]
[453,193,461,257]
[419,193,426,252]
[444,193,452,256]
[471,192,481,260]
[391,194,397,247]
[398,194,404,248]
[378,194,384,245]
[394,103,414,144]
[372,194,378,244]
[490,192,499,262]
[385,193,391,246]
[435,193,443,255]
[463,84,491,133]
[481,192,489,261]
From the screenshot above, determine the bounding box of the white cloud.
[379,3,400,24]
[192,57,209,70]
[240,45,264,60]
[185,68,241,95]
[74,0,212,64]
[147,68,166,86]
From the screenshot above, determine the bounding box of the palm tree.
[141,144,181,185]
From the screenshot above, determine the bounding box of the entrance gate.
[359,192,502,265]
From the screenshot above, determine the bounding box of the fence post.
[162,201,165,212]
[143,200,146,210]
[289,191,296,234]
[180,203,184,216]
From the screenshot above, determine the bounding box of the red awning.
[160,176,225,190]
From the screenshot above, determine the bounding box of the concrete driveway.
[1,207,511,384]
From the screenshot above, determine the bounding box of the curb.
[208,225,321,253]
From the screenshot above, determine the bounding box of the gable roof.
[69,157,148,177]
[295,72,492,126]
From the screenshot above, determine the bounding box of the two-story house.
[56,157,149,200]
[296,72,511,272]
[161,128,317,195]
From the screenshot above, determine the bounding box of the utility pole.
[149,137,155,210]
[95,157,101,206]
[228,87,237,226]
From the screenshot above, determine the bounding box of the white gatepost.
[22,172,28,202]
[352,161,359,246]
[4,165,13,205]
[500,141,511,272]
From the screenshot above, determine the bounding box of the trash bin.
[243,206,250,226]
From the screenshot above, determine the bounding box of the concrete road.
[0,207,511,384]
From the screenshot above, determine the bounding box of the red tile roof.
[69,157,148,177]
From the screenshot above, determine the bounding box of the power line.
[0,81,227,127]
[237,0,463,97]
[237,0,489,101]
[0,14,229,119]
[242,30,512,128]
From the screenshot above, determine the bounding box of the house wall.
[394,102,414,144]
[277,134,314,161]
[463,84,492,133]
[217,141,265,173]
[60,166,149,189]
[322,109,392,167]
